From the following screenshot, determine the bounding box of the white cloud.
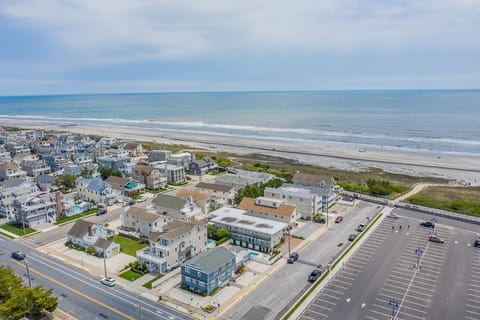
[1,0,479,65]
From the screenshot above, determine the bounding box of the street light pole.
[288,228,291,257]
[415,248,424,269]
[431,217,438,235]
[389,298,399,320]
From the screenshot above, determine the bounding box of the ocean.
[1,90,479,156]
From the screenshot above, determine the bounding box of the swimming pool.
[73,205,82,214]
[249,251,259,257]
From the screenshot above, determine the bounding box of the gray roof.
[94,238,113,250]
[67,219,93,238]
[153,194,186,211]
[185,247,235,274]
[2,178,29,189]
[195,182,233,193]
[35,174,57,184]
[293,173,335,187]
[126,206,163,223]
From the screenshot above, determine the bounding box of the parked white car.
[100,277,116,287]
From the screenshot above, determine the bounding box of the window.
[185,267,190,273]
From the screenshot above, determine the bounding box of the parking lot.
[298,212,480,320]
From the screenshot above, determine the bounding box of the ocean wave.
[2,114,480,149]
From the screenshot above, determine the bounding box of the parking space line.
[371,304,426,320]
[318,293,341,300]
[466,304,480,310]
[344,264,364,272]
[341,269,359,277]
[299,312,320,320]
[345,261,366,269]
[386,278,435,293]
[376,297,427,314]
[313,298,337,305]
[331,278,352,286]
[323,288,345,295]
[465,309,480,317]
[312,304,332,312]
[379,291,431,305]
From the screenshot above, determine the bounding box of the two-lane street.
[1,237,193,320]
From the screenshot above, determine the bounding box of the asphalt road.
[0,237,192,320]
[298,210,480,320]
[21,206,124,248]
[224,201,382,320]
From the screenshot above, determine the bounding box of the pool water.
[73,205,82,214]
[249,252,259,257]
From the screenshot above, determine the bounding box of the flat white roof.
[210,207,287,235]
[265,185,315,197]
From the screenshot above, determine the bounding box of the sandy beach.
[5,120,480,185]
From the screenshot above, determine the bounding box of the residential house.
[21,160,51,178]
[63,165,83,176]
[121,206,167,237]
[105,176,145,197]
[181,247,236,295]
[35,174,57,192]
[167,152,193,166]
[194,182,235,206]
[0,162,27,181]
[213,174,250,190]
[188,157,217,175]
[98,137,117,148]
[291,173,337,210]
[5,142,31,158]
[264,185,323,220]
[137,219,207,273]
[227,168,276,184]
[132,165,167,190]
[176,188,212,214]
[123,143,143,157]
[42,153,73,173]
[75,177,120,205]
[0,179,39,220]
[210,207,287,253]
[67,220,119,258]
[156,164,185,184]
[148,150,171,162]
[13,192,62,226]
[0,146,12,162]
[97,153,134,176]
[152,194,202,220]
[238,197,297,226]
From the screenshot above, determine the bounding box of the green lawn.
[119,270,144,282]
[55,208,99,225]
[0,224,36,236]
[143,274,164,289]
[111,235,148,257]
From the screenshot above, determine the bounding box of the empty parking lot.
[298,212,480,320]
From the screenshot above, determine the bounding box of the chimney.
[87,225,92,236]
[56,192,63,219]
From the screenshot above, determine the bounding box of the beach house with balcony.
[0,179,39,220]
[75,177,120,205]
[137,219,207,273]
[105,176,145,197]
[0,162,27,181]
[152,194,202,220]
[209,207,287,253]
[121,206,168,237]
[194,182,235,206]
[132,165,167,190]
[188,157,217,175]
[21,160,51,178]
[238,197,297,226]
[181,247,236,295]
[13,191,62,226]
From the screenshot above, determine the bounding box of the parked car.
[136,196,147,203]
[314,217,326,224]
[348,234,358,241]
[11,251,26,260]
[287,252,299,263]
[335,216,343,223]
[308,269,322,282]
[474,239,480,248]
[420,221,435,228]
[428,236,444,244]
[100,277,116,287]
[386,212,400,219]
[355,224,366,232]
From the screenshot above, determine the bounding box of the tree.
[0,266,58,320]
[207,224,215,238]
[98,167,122,180]
[80,167,94,178]
[215,227,230,240]
[53,175,77,191]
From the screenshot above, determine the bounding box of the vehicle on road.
[473,239,480,248]
[11,251,26,260]
[136,196,147,203]
[355,224,366,232]
[96,209,107,216]
[335,216,343,223]
[308,269,322,282]
[428,236,444,244]
[287,252,299,264]
[386,212,400,219]
[420,221,435,228]
[100,277,116,287]
[348,234,358,241]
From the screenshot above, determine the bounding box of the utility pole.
[103,253,107,278]
[288,229,291,257]
[389,298,399,320]
[25,258,32,289]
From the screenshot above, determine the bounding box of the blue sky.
[1,0,479,95]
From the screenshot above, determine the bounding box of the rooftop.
[184,247,235,274]
[238,197,296,217]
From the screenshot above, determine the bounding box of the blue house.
[181,247,236,295]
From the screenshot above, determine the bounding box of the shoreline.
[4,120,480,185]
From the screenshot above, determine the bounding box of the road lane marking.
[12,260,134,320]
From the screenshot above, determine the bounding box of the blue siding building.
[181,247,236,295]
